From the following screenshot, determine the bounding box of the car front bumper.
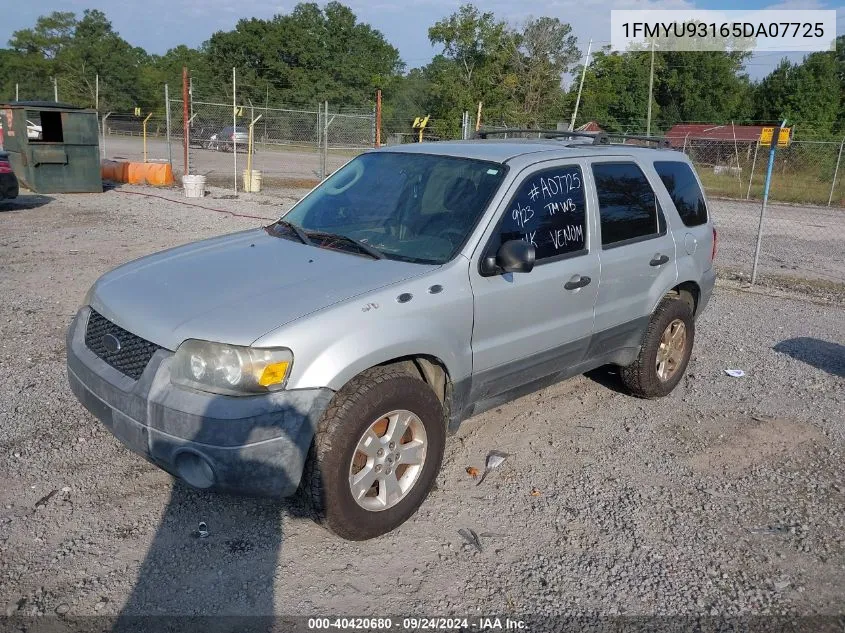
[66,307,333,497]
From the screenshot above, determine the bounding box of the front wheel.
[620,296,695,398]
[299,365,445,540]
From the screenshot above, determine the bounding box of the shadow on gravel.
[773,337,845,378]
[583,365,628,394]
[113,401,321,631]
[0,194,54,211]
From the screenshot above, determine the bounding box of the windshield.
[281,152,506,264]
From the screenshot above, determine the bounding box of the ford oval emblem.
[102,333,122,354]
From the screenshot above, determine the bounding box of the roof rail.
[475,127,672,148]
[602,133,671,148]
[475,128,609,145]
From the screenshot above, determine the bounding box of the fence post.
[165,84,172,168]
[751,120,785,286]
[374,89,381,148]
[182,67,189,176]
[828,137,844,207]
[746,141,759,200]
[101,112,112,160]
[322,100,329,180]
[316,103,323,179]
[232,67,238,194]
[142,112,153,163]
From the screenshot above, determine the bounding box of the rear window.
[654,161,708,227]
[592,163,660,247]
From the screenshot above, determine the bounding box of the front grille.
[84,310,160,380]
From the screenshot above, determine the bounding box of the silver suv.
[67,133,716,540]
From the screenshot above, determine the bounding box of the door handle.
[649,254,670,267]
[564,275,591,290]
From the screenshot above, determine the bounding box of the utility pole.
[15,83,18,101]
[53,77,58,102]
[95,74,99,111]
[569,39,592,131]
[646,40,655,136]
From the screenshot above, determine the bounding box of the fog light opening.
[174,451,215,489]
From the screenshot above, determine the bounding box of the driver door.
[469,160,600,402]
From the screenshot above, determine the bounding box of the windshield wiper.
[306,231,385,260]
[266,219,312,245]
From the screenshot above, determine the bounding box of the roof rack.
[475,127,672,148]
[603,133,671,148]
[475,128,609,144]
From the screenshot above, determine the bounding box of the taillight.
[711,227,718,262]
[0,160,12,174]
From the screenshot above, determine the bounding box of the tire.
[620,295,695,399]
[299,365,445,540]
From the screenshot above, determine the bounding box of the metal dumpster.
[0,102,102,193]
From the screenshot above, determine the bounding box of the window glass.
[495,165,586,261]
[654,161,708,227]
[283,152,505,264]
[592,163,658,246]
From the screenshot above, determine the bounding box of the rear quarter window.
[654,161,708,227]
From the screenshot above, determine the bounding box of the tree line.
[1,3,843,140]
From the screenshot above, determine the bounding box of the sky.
[4,0,844,81]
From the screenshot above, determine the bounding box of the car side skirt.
[449,316,649,433]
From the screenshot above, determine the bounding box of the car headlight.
[171,340,293,396]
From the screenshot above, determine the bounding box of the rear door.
[469,159,600,401]
[651,159,714,283]
[589,159,678,346]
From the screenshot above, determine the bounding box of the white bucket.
[182,174,206,198]
[242,169,262,193]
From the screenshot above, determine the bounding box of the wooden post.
[475,102,483,132]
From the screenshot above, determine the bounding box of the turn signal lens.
[258,361,290,387]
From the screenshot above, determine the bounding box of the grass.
[698,168,844,207]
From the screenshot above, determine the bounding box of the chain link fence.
[97,101,844,291]
[167,99,374,187]
[674,136,845,289]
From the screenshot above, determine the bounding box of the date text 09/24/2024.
[307,617,528,630]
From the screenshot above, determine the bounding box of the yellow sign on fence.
[760,126,792,148]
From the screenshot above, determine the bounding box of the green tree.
[505,17,579,127]
[569,47,654,133]
[754,49,841,138]
[7,10,153,111]
[425,4,514,137]
[202,2,402,107]
[654,50,751,130]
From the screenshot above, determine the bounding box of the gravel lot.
[1,186,843,626]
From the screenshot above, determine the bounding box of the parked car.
[204,125,251,152]
[26,119,43,140]
[67,133,716,540]
[0,152,19,199]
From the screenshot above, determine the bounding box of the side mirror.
[484,239,534,274]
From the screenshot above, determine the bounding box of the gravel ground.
[0,186,843,626]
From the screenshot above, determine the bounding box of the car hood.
[88,228,436,350]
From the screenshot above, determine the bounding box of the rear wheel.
[299,365,445,540]
[620,296,694,398]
